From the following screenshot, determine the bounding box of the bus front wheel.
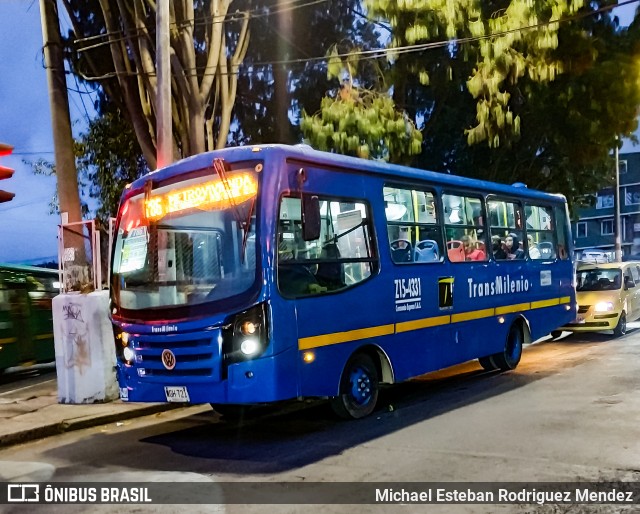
[330,353,379,419]
[492,323,523,371]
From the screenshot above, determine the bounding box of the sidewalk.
[0,366,182,449]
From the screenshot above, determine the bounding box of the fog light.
[240,338,260,355]
[121,332,130,346]
[123,346,135,361]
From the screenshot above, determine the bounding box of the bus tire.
[478,356,497,371]
[613,312,627,337]
[329,353,379,419]
[210,404,250,420]
[492,323,523,371]
[550,330,563,340]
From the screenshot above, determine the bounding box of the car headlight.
[594,301,614,312]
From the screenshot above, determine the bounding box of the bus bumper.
[117,347,298,405]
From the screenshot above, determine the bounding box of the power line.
[73,0,330,54]
[63,0,640,82]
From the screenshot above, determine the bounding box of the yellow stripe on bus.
[396,315,451,333]
[34,333,53,340]
[298,324,395,350]
[531,298,559,309]
[298,296,569,350]
[495,303,530,315]
[0,337,17,345]
[451,308,495,323]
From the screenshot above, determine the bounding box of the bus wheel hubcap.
[350,367,371,405]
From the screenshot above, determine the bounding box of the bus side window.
[277,196,378,297]
[443,193,487,262]
[384,186,442,264]
[488,198,523,261]
[525,204,556,260]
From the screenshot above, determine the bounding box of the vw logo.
[161,349,176,370]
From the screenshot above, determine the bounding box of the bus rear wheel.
[492,323,523,371]
[478,356,497,371]
[330,353,379,419]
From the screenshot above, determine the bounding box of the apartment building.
[572,151,640,261]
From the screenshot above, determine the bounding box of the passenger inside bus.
[314,242,345,289]
[505,233,525,259]
[277,239,327,296]
[492,235,507,260]
[461,235,485,261]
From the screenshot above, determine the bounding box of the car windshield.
[111,163,260,311]
[576,268,622,291]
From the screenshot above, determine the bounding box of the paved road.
[0,329,639,513]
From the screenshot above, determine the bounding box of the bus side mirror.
[301,195,320,241]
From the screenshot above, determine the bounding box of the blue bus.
[110,145,575,418]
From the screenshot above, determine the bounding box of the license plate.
[164,386,190,403]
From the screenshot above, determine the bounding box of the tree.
[363,0,640,206]
[60,0,250,167]
[365,0,591,147]
[75,106,149,220]
[301,46,422,164]
[229,0,382,145]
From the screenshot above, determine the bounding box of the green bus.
[0,264,58,372]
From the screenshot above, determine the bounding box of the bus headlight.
[223,303,270,365]
[240,338,260,356]
[594,301,614,312]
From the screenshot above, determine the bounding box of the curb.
[0,403,184,449]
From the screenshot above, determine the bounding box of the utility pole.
[275,0,291,143]
[615,141,622,261]
[156,0,172,169]
[39,0,83,227]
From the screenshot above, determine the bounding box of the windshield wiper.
[213,158,254,263]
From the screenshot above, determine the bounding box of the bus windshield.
[111,165,260,311]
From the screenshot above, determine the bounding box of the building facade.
[572,151,640,261]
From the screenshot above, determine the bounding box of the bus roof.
[132,144,567,204]
[0,263,59,276]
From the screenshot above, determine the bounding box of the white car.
[581,250,609,264]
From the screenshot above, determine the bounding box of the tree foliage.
[364,1,640,207]
[301,47,422,163]
[75,107,149,220]
[55,1,640,212]
[229,0,381,145]
[365,0,588,148]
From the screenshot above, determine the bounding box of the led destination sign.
[144,172,258,220]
